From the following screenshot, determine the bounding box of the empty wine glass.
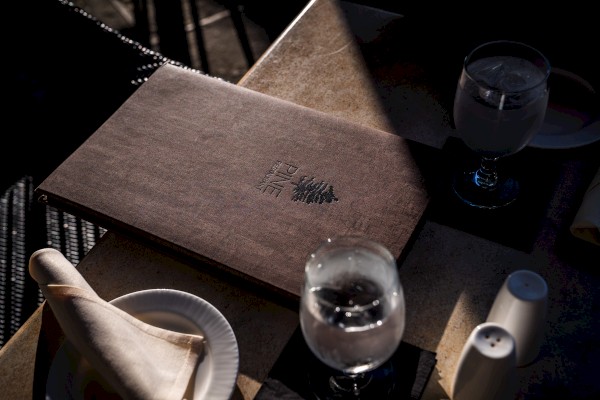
[452,40,551,209]
[299,236,405,399]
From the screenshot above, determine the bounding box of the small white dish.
[529,68,600,149]
[46,288,239,400]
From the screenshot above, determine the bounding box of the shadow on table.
[339,1,600,254]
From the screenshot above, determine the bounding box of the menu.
[35,63,429,301]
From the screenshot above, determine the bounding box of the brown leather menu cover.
[35,63,429,300]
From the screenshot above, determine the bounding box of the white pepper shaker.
[486,269,548,366]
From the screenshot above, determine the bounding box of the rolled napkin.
[29,248,205,400]
[570,166,600,246]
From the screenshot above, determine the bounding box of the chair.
[2,0,195,348]
[130,0,255,75]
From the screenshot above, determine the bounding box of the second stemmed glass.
[299,236,405,399]
[452,40,551,209]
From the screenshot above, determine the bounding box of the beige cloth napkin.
[29,248,205,400]
[570,166,600,246]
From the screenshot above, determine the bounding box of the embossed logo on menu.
[256,161,339,204]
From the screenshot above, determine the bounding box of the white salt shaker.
[486,269,548,367]
[451,322,517,400]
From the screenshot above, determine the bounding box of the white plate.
[46,289,239,400]
[529,68,600,149]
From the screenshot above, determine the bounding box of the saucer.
[46,288,239,400]
[530,68,600,149]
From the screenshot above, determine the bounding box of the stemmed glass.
[299,236,406,399]
[452,40,551,209]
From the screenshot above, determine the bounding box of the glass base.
[453,170,519,210]
[307,359,396,399]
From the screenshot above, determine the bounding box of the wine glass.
[299,236,406,399]
[452,40,551,209]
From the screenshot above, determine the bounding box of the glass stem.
[474,156,499,190]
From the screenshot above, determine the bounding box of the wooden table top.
[1,1,599,399]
